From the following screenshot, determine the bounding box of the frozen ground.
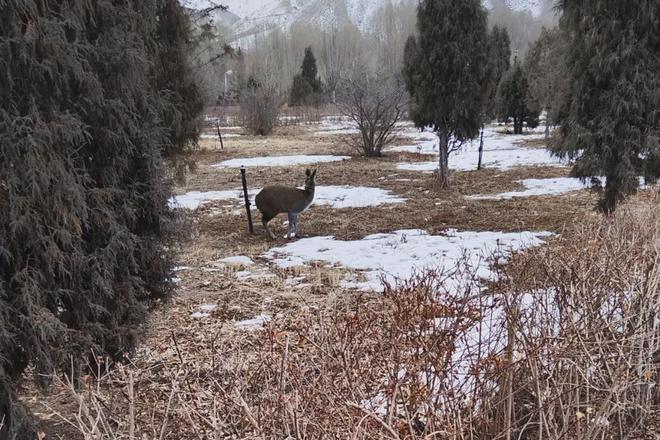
[264,229,552,292]
[468,177,593,200]
[211,155,350,168]
[170,185,405,210]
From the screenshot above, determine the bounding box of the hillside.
[183,0,546,41]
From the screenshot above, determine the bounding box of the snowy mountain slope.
[183,0,546,41]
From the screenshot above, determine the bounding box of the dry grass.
[25,191,660,439]
[24,119,659,439]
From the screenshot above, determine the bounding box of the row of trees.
[0,0,203,437]
[404,0,659,211]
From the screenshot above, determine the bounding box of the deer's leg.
[286,212,295,239]
[262,214,276,240]
[291,214,299,236]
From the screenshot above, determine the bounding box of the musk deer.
[255,168,317,240]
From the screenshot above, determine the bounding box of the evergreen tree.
[0,1,202,437]
[290,74,314,106]
[155,0,205,156]
[496,62,539,134]
[289,47,323,106]
[554,0,660,213]
[301,47,320,92]
[484,26,511,121]
[403,0,489,188]
[477,25,511,169]
[524,27,570,139]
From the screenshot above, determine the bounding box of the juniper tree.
[155,0,205,156]
[524,27,570,139]
[478,25,511,168]
[484,26,512,121]
[290,47,323,106]
[554,0,660,213]
[496,61,540,134]
[403,0,489,188]
[0,1,202,437]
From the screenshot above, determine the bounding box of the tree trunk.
[477,126,484,170]
[602,174,621,214]
[513,118,523,135]
[436,131,450,188]
[544,111,550,140]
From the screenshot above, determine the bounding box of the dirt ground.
[24,119,607,439]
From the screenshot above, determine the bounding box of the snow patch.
[314,186,406,208]
[199,304,218,312]
[173,186,405,211]
[264,229,552,292]
[468,178,593,200]
[173,266,192,272]
[211,155,349,168]
[397,148,565,172]
[235,269,276,281]
[200,133,240,139]
[235,314,271,330]
[219,256,255,266]
[394,125,565,172]
[169,190,243,210]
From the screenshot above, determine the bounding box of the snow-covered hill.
[182,0,546,43]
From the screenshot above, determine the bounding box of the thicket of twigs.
[53,192,660,439]
[239,82,282,136]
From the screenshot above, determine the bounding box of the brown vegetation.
[23,119,660,439]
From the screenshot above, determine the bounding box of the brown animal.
[255,169,317,240]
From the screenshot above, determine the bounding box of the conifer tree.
[484,26,512,121]
[403,0,489,188]
[155,0,205,156]
[290,47,323,106]
[301,47,321,92]
[477,25,511,169]
[496,62,539,134]
[0,1,203,436]
[554,0,660,212]
[524,27,569,139]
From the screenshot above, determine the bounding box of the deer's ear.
[312,169,317,178]
[306,168,311,176]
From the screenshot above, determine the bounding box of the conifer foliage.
[496,61,540,134]
[0,1,202,437]
[403,0,489,188]
[484,26,511,121]
[524,27,569,138]
[290,47,324,106]
[554,0,660,213]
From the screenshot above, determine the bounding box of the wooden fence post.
[240,166,254,234]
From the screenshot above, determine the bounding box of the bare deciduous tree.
[239,76,282,136]
[336,73,407,157]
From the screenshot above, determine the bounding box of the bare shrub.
[47,263,510,439]
[490,193,660,439]
[43,191,660,439]
[337,73,407,157]
[239,79,282,136]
